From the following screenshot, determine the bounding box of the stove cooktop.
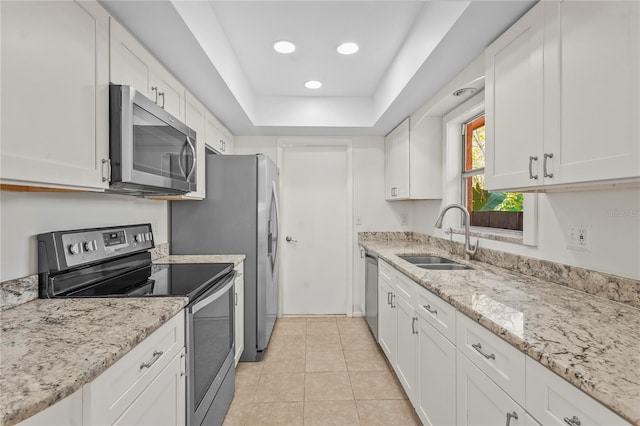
[67,262,234,301]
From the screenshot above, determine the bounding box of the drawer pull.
[472,342,495,360]
[411,317,418,334]
[506,411,518,426]
[563,416,581,426]
[422,304,438,315]
[140,350,163,370]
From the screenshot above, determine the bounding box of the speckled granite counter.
[155,254,245,266]
[360,236,640,425]
[0,252,245,426]
[0,297,187,426]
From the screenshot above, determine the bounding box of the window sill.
[448,226,523,245]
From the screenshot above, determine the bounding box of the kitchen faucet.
[434,204,478,260]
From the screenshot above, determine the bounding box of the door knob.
[285,236,298,243]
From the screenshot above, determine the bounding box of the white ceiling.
[99,0,537,136]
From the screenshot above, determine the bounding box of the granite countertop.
[154,254,246,266]
[360,238,640,425]
[0,252,244,425]
[0,297,187,426]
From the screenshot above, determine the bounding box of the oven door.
[186,270,235,426]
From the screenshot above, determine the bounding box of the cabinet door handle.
[151,86,158,103]
[234,291,238,306]
[543,153,554,178]
[390,293,396,308]
[471,342,495,360]
[563,416,581,426]
[528,156,539,180]
[159,92,165,109]
[387,292,392,305]
[422,304,437,315]
[506,411,518,426]
[140,350,163,370]
[101,158,111,183]
[411,317,418,334]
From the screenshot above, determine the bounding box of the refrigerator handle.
[270,182,280,270]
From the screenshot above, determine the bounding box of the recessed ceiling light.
[453,87,476,97]
[273,40,295,54]
[305,80,322,89]
[337,42,359,55]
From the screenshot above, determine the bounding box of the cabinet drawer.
[526,358,630,426]
[415,286,456,343]
[84,312,185,425]
[379,259,393,282]
[456,312,525,405]
[395,271,416,302]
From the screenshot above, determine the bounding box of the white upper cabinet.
[485,3,544,191]
[485,1,639,192]
[385,117,442,200]
[544,1,639,186]
[109,18,152,97]
[110,19,185,121]
[1,0,110,191]
[204,111,233,155]
[385,118,411,199]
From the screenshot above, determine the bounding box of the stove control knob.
[145,232,153,241]
[83,240,97,252]
[68,243,81,255]
[135,234,144,243]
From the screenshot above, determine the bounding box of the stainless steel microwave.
[108,84,197,196]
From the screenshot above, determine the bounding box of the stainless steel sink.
[398,255,473,270]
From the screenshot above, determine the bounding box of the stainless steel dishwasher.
[364,248,378,340]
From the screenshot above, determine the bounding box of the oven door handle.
[190,271,236,314]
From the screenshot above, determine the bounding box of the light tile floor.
[223,316,421,426]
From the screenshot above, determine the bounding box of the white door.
[281,145,349,315]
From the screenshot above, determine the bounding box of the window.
[462,115,523,231]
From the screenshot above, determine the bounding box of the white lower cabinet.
[417,315,456,426]
[395,294,419,403]
[83,312,186,425]
[113,349,186,426]
[18,390,83,426]
[375,261,626,426]
[457,350,526,426]
[234,261,245,366]
[526,358,630,426]
[377,264,397,362]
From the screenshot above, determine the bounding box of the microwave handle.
[185,136,197,182]
[178,142,188,178]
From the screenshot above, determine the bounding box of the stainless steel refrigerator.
[171,154,279,361]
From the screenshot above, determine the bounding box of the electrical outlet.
[355,216,362,226]
[568,225,591,251]
[400,213,409,226]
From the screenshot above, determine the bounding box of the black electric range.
[37,223,233,302]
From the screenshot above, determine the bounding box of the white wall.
[0,191,168,281]
[234,135,412,315]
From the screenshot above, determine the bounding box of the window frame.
[440,91,538,246]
